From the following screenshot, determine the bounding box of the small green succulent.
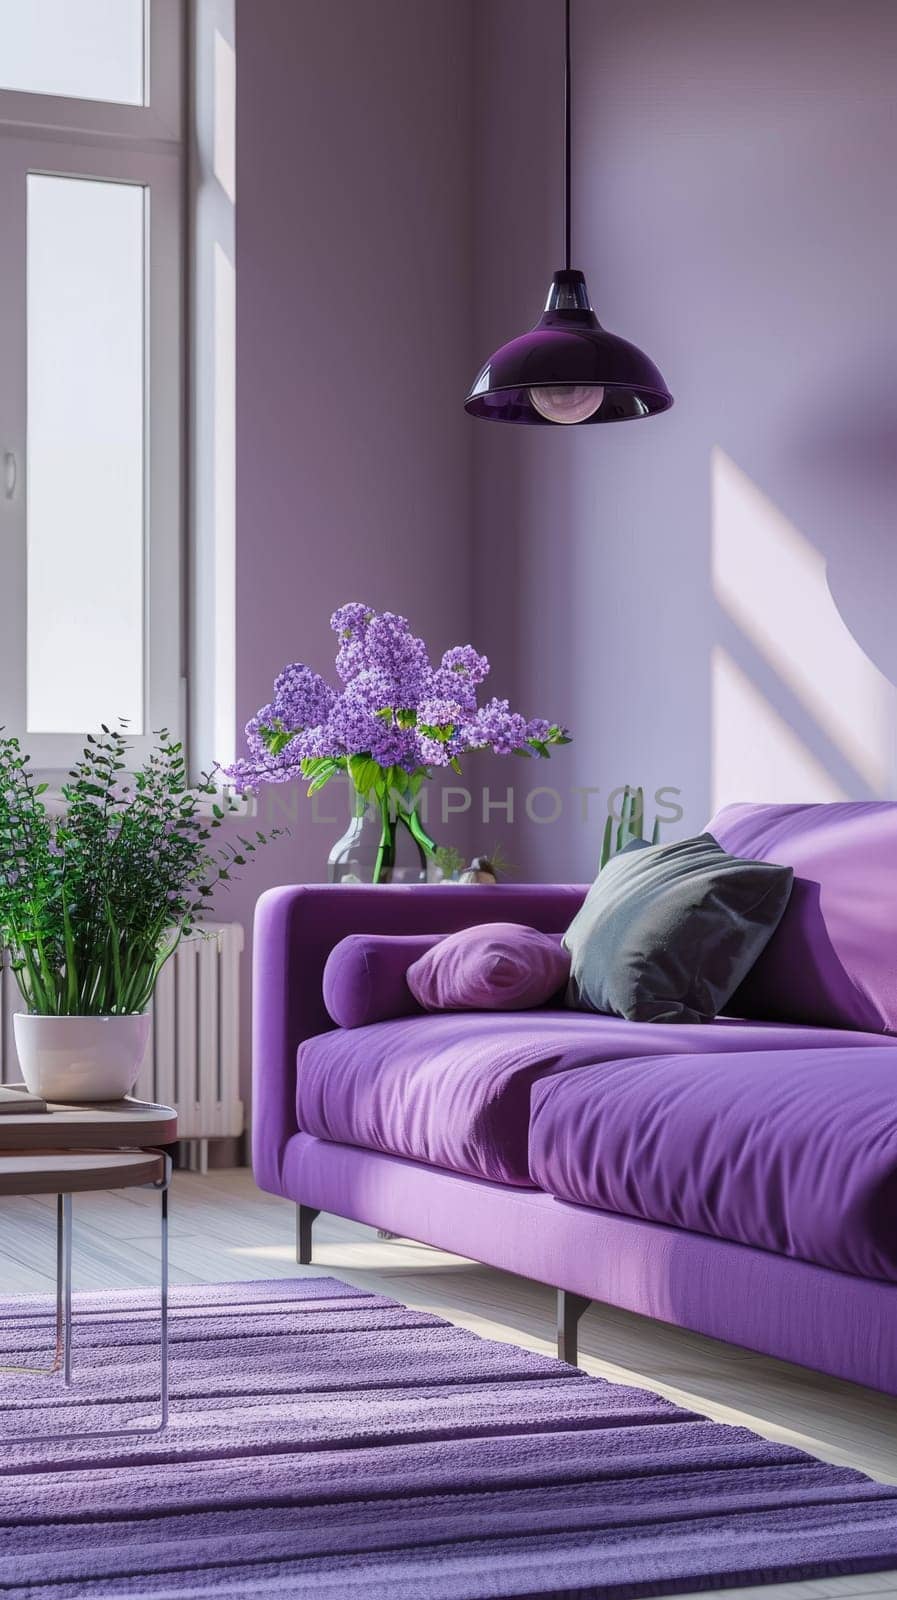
[599,785,661,871]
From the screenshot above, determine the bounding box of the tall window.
[0,0,184,771]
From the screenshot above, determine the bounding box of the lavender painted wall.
[235,0,475,845]
[472,0,897,882]
[227,0,476,1093]
[228,0,895,1110]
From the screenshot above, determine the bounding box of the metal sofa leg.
[557,1288,591,1367]
[296,1204,320,1265]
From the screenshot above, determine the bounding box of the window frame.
[0,0,185,777]
[0,0,183,142]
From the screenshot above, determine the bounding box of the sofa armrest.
[252,881,586,1192]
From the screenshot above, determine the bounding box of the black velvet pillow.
[563,833,793,1023]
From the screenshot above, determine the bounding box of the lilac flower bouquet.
[228,604,570,882]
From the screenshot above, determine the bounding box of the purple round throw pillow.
[406,922,570,1012]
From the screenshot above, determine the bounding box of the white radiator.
[0,923,244,1156]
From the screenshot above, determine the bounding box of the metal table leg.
[54,1194,63,1373]
[62,1191,72,1386]
[160,1170,169,1430]
[6,1152,171,1439]
[1,1195,67,1379]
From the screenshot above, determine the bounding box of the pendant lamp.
[465,0,672,426]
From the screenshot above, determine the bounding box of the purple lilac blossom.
[225,604,566,794]
[227,749,306,793]
[331,606,432,706]
[244,703,278,757]
[342,669,401,714]
[272,664,335,730]
[417,697,464,730]
[417,733,461,766]
[331,604,372,682]
[331,603,370,637]
[440,645,490,683]
[465,697,528,756]
[362,613,430,707]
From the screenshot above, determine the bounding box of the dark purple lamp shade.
[465,270,673,426]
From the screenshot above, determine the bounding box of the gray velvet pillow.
[563,833,793,1023]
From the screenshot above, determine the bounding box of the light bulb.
[528,384,605,424]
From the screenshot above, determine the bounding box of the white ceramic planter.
[13,1012,151,1103]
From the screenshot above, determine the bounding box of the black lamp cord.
[564,0,572,270]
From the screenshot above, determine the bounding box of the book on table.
[0,1087,48,1115]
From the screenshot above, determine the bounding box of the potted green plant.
[0,726,277,1102]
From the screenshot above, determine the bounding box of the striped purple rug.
[1,1277,896,1599]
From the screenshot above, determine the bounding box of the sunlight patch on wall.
[712,447,895,795]
[711,646,847,812]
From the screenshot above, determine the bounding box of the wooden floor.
[1,1167,896,1600]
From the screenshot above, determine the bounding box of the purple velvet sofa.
[253,801,897,1395]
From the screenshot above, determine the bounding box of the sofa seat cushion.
[296,1012,891,1189]
[529,1047,897,1281]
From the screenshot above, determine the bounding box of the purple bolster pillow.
[407,922,570,1012]
[323,933,442,1029]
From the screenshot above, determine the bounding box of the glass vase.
[327,786,437,884]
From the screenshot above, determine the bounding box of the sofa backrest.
[707,801,897,1033]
